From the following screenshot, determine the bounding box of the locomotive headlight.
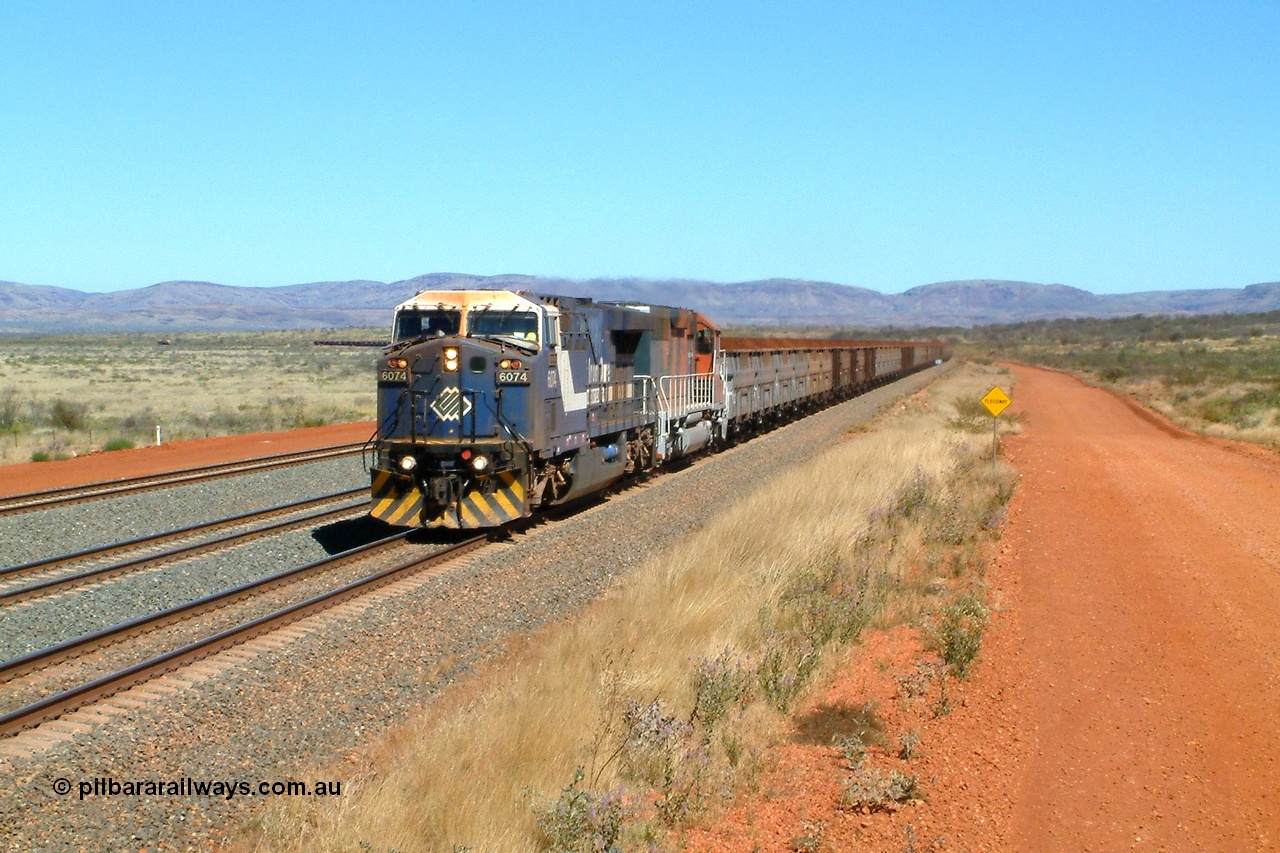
[398,455,418,472]
[443,347,460,372]
[471,454,490,472]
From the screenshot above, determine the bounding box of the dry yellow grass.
[1125,378,1280,447]
[250,362,1016,852]
[0,331,380,463]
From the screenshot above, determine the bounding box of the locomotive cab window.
[469,309,540,346]
[394,309,461,342]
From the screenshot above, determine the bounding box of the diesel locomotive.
[369,289,948,529]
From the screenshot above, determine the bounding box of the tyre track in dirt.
[1005,364,1280,852]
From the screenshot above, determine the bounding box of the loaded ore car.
[369,290,949,529]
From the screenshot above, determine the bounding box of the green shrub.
[842,766,921,812]
[757,635,821,712]
[927,594,988,679]
[619,699,702,825]
[49,398,88,431]
[947,396,991,431]
[776,561,876,647]
[897,730,921,760]
[791,820,827,852]
[0,388,21,431]
[892,474,931,518]
[690,649,753,731]
[102,437,136,452]
[834,733,867,768]
[30,450,51,462]
[533,769,626,853]
[1199,388,1280,428]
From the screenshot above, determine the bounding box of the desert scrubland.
[0,331,382,463]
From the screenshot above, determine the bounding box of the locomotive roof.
[396,289,718,332]
[395,289,544,313]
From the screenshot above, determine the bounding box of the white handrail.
[656,372,723,419]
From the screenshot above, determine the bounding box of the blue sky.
[2,1,1277,295]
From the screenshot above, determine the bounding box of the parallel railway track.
[0,532,488,737]
[0,442,367,516]
[0,488,368,603]
[0,365,942,740]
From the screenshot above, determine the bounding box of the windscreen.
[469,309,540,344]
[394,309,462,342]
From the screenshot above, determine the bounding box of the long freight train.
[369,290,949,529]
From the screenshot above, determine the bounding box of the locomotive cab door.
[694,320,717,375]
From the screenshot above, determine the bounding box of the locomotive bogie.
[543,436,630,505]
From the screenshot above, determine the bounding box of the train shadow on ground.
[310,514,501,554]
[310,515,401,554]
[311,481,660,554]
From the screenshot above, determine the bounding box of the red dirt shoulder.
[0,421,375,498]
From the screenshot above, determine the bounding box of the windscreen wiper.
[472,333,539,354]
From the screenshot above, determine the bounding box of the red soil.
[686,364,1280,851]
[10,366,1280,851]
[0,422,374,498]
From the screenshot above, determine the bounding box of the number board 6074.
[497,369,530,385]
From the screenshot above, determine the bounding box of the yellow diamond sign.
[981,386,1011,417]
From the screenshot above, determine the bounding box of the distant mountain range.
[1,273,1278,333]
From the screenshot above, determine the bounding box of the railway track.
[0,442,367,516]
[0,488,368,602]
[0,532,488,737]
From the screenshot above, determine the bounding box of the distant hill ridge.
[1,274,1278,332]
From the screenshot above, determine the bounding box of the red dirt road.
[1006,365,1280,851]
[687,365,1280,851]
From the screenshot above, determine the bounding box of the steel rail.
[0,530,415,685]
[0,492,368,604]
[1,487,367,580]
[0,534,487,736]
[0,442,367,516]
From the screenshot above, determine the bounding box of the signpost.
[981,386,1011,471]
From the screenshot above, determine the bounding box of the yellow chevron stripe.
[370,470,426,527]
[385,494,422,526]
[371,470,395,498]
[458,500,481,527]
[492,483,520,518]
[467,491,503,524]
[376,469,532,530]
[371,489,422,526]
[501,470,526,502]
